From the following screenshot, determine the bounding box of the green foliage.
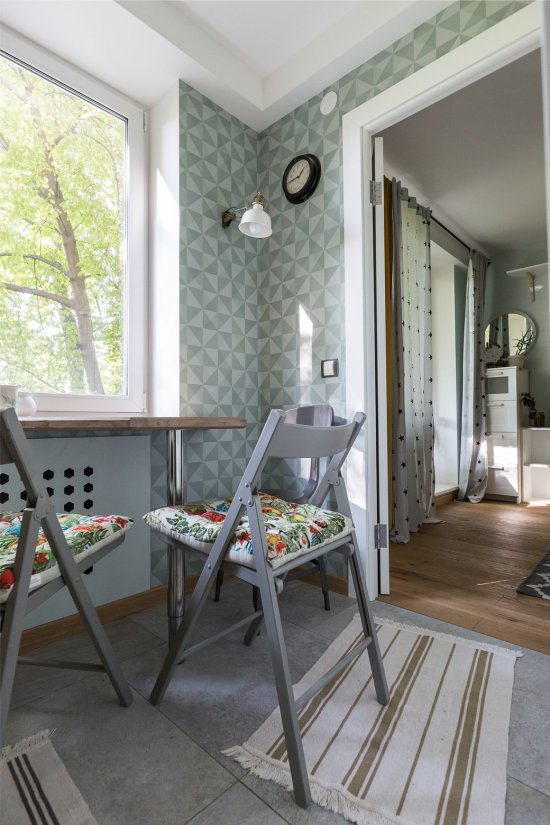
[0,56,126,395]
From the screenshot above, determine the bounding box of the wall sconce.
[506,262,548,302]
[221,193,272,238]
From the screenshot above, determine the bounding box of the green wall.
[485,248,549,413]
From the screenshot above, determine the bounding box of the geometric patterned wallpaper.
[178,81,262,502]
[152,82,263,583]
[151,0,530,585]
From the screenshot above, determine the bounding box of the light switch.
[321,358,339,378]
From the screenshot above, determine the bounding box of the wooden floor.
[379,499,550,654]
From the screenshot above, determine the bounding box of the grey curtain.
[458,250,490,502]
[390,179,436,543]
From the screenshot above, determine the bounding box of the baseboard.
[435,489,459,506]
[20,568,349,653]
[20,575,199,654]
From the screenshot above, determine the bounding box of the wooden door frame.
[342,3,543,598]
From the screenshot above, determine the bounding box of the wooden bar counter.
[21,416,246,432]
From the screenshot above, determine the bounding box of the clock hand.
[288,172,303,184]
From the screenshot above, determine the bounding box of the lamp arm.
[221,206,245,228]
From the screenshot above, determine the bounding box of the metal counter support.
[167,429,185,642]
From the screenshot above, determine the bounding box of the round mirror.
[484,311,536,359]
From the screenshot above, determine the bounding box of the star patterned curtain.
[458,251,490,502]
[390,179,437,543]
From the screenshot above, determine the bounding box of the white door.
[370,136,390,594]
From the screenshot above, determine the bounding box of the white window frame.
[1,27,147,416]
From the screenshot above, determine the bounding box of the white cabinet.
[484,367,528,502]
[521,428,550,504]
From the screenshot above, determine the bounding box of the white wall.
[149,85,181,415]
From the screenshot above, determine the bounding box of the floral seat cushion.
[143,493,353,569]
[0,512,133,603]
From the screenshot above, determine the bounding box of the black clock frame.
[282,154,322,204]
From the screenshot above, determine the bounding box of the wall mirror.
[484,311,537,358]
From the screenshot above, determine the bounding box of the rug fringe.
[1,729,53,761]
[373,616,523,658]
[223,746,410,825]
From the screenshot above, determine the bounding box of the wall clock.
[282,154,321,204]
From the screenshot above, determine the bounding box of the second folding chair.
[143,408,389,808]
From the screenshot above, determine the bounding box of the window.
[0,30,146,414]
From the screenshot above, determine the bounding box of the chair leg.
[247,500,311,808]
[243,588,262,646]
[256,566,311,807]
[150,556,220,705]
[347,539,389,706]
[317,557,331,611]
[41,513,133,709]
[214,569,224,602]
[0,511,39,745]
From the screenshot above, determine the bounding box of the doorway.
[342,3,546,607]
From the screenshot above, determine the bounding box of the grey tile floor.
[5,580,550,825]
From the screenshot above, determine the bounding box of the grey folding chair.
[215,403,334,609]
[0,407,133,746]
[144,409,389,808]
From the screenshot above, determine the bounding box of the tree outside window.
[0,54,126,397]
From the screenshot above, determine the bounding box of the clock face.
[285,158,311,195]
[282,154,321,204]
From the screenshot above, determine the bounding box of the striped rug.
[1,730,97,825]
[226,617,519,825]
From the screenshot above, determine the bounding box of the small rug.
[1,730,97,825]
[516,549,550,599]
[226,617,520,825]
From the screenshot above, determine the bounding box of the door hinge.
[143,111,149,132]
[370,180,383,206]
[374,523,388,550]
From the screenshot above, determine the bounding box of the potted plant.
[509,327,535,367]
[521,392,537,423]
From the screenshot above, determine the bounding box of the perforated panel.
[1,435,152,628]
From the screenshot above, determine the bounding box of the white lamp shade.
[239,202,272,238]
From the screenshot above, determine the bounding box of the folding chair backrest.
[239,409,365,513]
[282,405,333,500]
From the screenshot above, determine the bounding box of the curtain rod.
[431,215,491,265]
[390,176,491,265]
[431,215,471,254]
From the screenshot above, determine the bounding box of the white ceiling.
[0,0,451,131]
[380,49,547,257]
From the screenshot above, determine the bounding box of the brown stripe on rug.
[1,731,97,825]
[517,549,550,600]
[225,617,519,825]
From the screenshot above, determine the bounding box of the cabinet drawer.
[486,433,518,497]
[485,366,527,401]
[487,401,516,433]
[487,467,519,497]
